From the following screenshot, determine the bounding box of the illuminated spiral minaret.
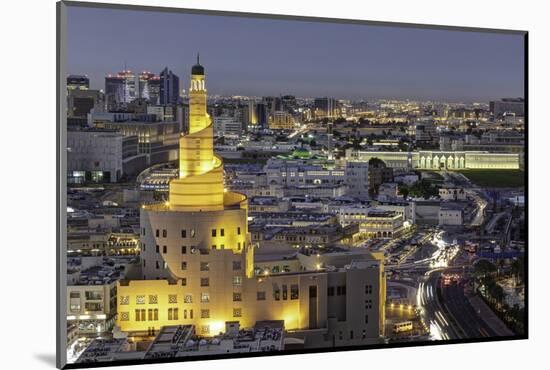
[168,55,226,211]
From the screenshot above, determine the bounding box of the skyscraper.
[105,70,138,109]
[67,75,89,90]
[159,67,180,105]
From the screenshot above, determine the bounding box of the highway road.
[440,279,495,338]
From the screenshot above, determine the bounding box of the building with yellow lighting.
[116,59,386,349]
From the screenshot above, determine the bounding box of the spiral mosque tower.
[138,57,253,283]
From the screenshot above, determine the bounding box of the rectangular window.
[168,294,177,304]
[365,285,373,295]
[149,295,158,304]
[233,292,242,302]
[232,276,242,286]
[181,262,187,270]
[200,262,210,271]
[220,229,225,237]
[274,288,280,301]
[327,287,335,296]
[142,243,145,252]
[233,261,242,270]
[257,291,266,301]
[69,292,80,299]
[365,315,369,324]
[237,242,241,250]
[156,245,159,253]
[181,246,187,254]
[173,308,178,320]
[233,308,242,318]
[136,295,145,305]
[156,261,160,269]
[162,229,167,238]
[211,229,216,237]
[120,296,129,305]
[135,309,145,321]
[184,294,192,304]
[181,278,187,286]
[183,309,187,319]
[155,229,159,238]
[290,285,299,300]
[85,291,102,300]
[181,229,186,238]
[211,245,217,250]
[282,285,288,300]
[201,278,210,287]
[237,227,241,235]
[190,309,193,319]
[201,292,210,303]
[191,229,196,238]
[201,309,210,318]
[162,245,167,254]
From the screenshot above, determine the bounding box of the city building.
[159,67,180,105]
[67,129,147,183]
[268,111,295,130]
[345,161,370,198]
[346,149,521,170]
[438,203,464,226]
[314,97,338,119]
[67,89,104,118]
[67,75,90,90]
[439,187,467,201]
[490,98,525,118]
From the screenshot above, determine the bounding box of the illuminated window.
[200,262,210,271]
[232,276,242,286]
[201,325,210,334]
[135,309,146,321]
[201,278,210,287]
[168,308,179,320]
[201,293,210,303]
[233,308,242,318]
[119,312,129,321]
[168,295,177,304]
[136,295,145,305]
[184,294,192,304]
[233,292,242,302]
[191,229,196,238]
[282,285,288,300]
[201,309,210,318]
[148,295,158,304]
[181,262,187,270]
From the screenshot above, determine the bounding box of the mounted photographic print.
[56,1,528,368]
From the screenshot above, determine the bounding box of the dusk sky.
[67,6,525,102]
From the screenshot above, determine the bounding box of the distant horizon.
[67,6,525,103]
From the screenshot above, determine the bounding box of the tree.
[474,259,497,277]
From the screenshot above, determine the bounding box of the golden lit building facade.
[117,60,386,347]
